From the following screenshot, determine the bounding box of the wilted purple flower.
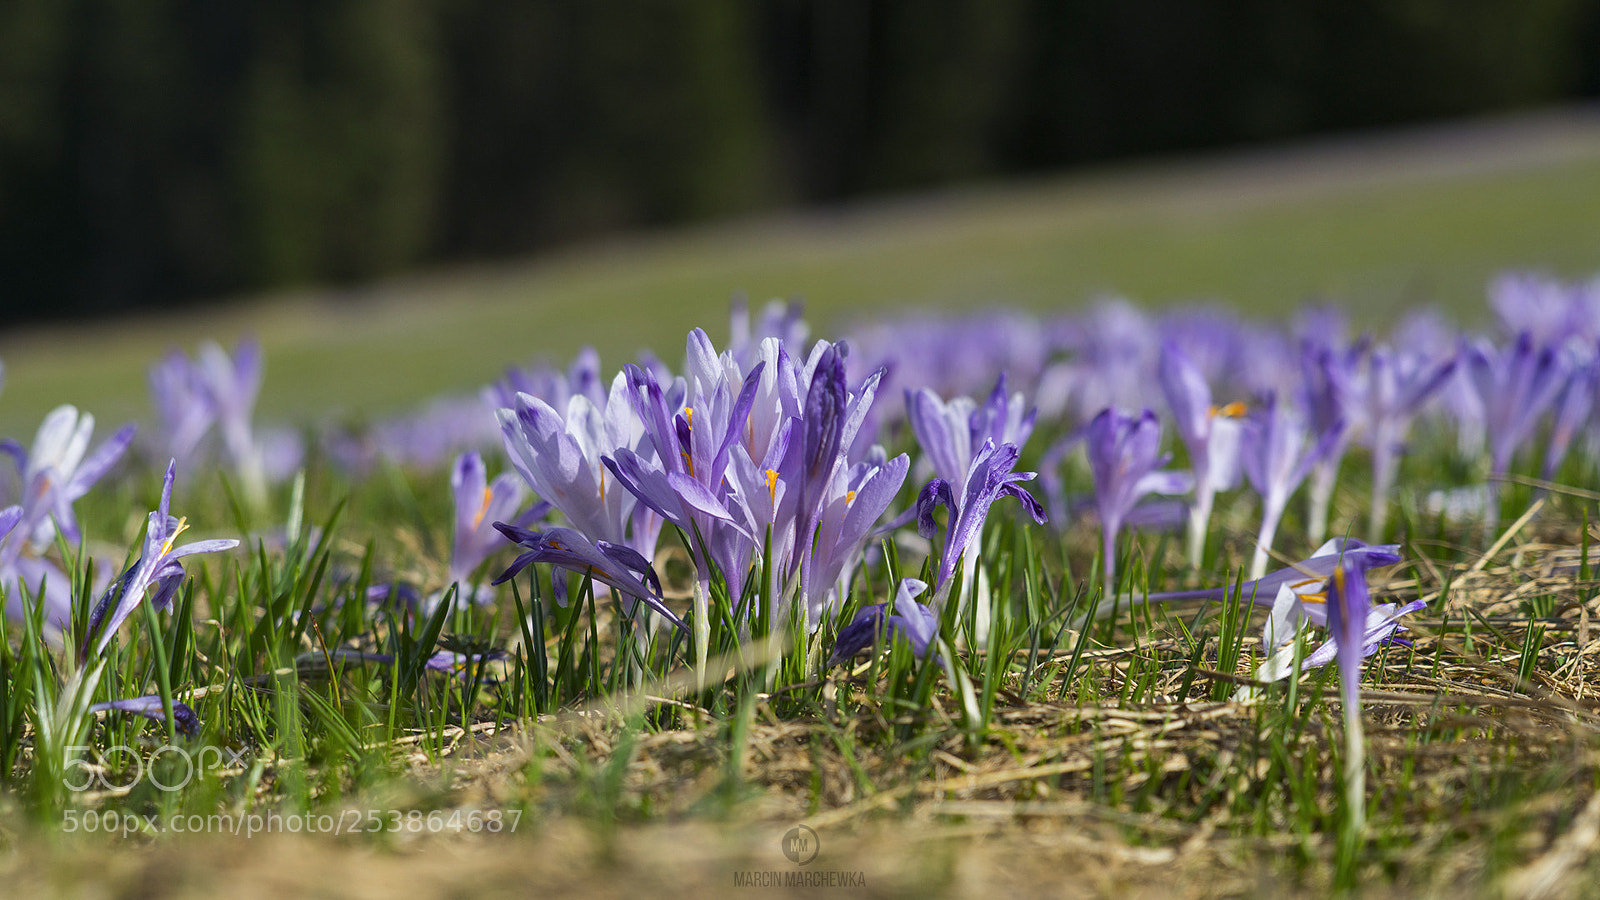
[1,404,136,550]
[1159,341,1245,567]
[1240,394,1343,579]
[90,695,201,738]
[828,577,939,666]
[1084,408,1191,597]
[492,522,684,629]
[80,461,240,664]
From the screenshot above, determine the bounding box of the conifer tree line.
[2,0,1596,321]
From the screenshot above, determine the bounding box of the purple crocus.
[1239,394,1344,579]
[1459,332,1569,523]
[1159,341,1245,567]
[1083,407,1191,598]
[915,440,1045,612]
[828,577,939,666]
[1543,357,1597,484]
[149,350,217,467]
[492,522,684,629]
[907,373,1037,487]
[1361,345,1457,541]
[1138,538,1402,611]
[0,501,71,639]
[906,375,1039,630]
[444,451,542,604]
[150,338,302,503]
[1297,337,1366,546]
[80,461,240,664]
[1,404,136,550]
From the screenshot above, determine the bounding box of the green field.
[4,110,1600,899]
[3,109,1599,434]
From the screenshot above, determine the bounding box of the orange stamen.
[471,486,493,531]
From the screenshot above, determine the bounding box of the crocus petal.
[89,696,201,738]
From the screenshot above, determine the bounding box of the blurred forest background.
[4,0,1599,324]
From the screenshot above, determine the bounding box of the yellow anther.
[683,407,694,429]
[846,490,857,506]
[599,469,607,504]
[765,468,779,506]
[1300,591,1327,605]
[471,485,493,531]
[161,517,190,556]
[1209,401,1248,418]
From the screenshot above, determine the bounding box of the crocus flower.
[1459,332,1569,523]
[447,451,541,598]
[0,501,70,637]
[1326,558,1376,833]
[80,461,240,664]
[915,440,1044,614]
[828,578,939,666]
[1360,345,1457,541]
[907,373,1037,488]
[492,522,684,629]
[1543,357,1597,484]
[1,404,136,549]
[1159,341,1245,567]
[149,350,216,467]
[1239,394,1344,579]
[1138,538,1402,611]
[1083,407,1191,597]
[1296,337,1366,546]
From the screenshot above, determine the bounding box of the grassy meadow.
[1,110,1600,899]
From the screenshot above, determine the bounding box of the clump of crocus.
[1083,407,1191,598]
